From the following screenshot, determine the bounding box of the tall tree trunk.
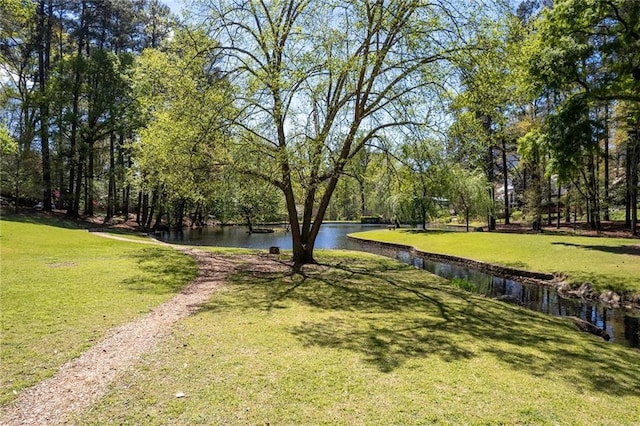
[502,138,510,225]
[547,175,552,226]
[484,126,496,230]
[136,190,143,224]
[465,207,470,232]
[626,140,632,227]
[145,190,158,231]
[72,142,84,217]
[631,131,639,236]
[85,139,94,216]
[565,184,572,223]
[38,0,52,211]
[603,102,610,221]
[359,178,366,217]
[66,1,86,216]
[106,131,116,220]
[141,191,149,226]
[592,153,601,230]
[556,183,561,229]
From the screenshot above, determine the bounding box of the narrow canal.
[159,223,640,349]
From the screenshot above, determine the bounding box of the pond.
[158,222,388,249]
[159,223,640,349]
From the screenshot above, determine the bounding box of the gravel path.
[0,244,278,425]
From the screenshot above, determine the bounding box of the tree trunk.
[589,152,601,230]
[141,191,149,226]
[421,187,427,230]
[466,207,470,232]
[502,138,510,225]
[106,131,116,220]
[603,102,610,221]
[626,140,632,227]
[486,140,496,231]
[85,139,94,216]
[145,190,157,231]
[136,190,143,224]
[547,175,552,226]
[556,183,561,229]
[565,184,571,223]
[71,144,84,217]
[66,1,86,216]
[123,184,130,218]
[631,131,639,236]
[38,0,52,211]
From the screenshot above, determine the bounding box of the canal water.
[159,223,640,349]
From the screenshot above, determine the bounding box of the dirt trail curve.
[0,241,277,425]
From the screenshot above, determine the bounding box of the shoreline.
[347,235,640,311]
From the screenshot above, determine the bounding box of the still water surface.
[159,222,384,249]
[159,223,640,349]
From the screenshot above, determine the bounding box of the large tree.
[201,0,487,266]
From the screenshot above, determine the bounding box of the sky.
[163,0,184,16]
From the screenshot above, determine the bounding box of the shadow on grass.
[120,247,197,295]
[551,241,640,256]
[199,255,640,396]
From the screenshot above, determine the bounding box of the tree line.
[1,0,638,265]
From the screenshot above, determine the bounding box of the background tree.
[521,0,640,232]
[396,138,448,229]
[132,29,234,230]
[0,0,39,208]
[447,165,492,232]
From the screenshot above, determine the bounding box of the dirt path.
[0,244,280,425]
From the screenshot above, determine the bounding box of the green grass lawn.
[350,229,640,295]
[79,251,640,424]
[0,214,197,405]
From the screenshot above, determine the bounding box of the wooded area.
[1,0,639,264]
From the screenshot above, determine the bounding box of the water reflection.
[158,223,387,249]
[366,242,640,349]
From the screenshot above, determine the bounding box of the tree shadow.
[551,241,640,256]
[200,256,640,396]
[119,247,197,294]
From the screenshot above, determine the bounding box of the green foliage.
[450,277,477,292]
[132,29,236,224]
[0,0,35,36]
[447,165,493,229]
[394,139,450,226]
[520,0,640,182]
[0,123,17,155]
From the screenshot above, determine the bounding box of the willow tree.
[202,0,485,266]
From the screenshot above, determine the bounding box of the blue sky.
[163,0,184,15]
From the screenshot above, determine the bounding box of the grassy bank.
[81,251,640,424]
[0,214,197,404]
[350,229,640,294]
